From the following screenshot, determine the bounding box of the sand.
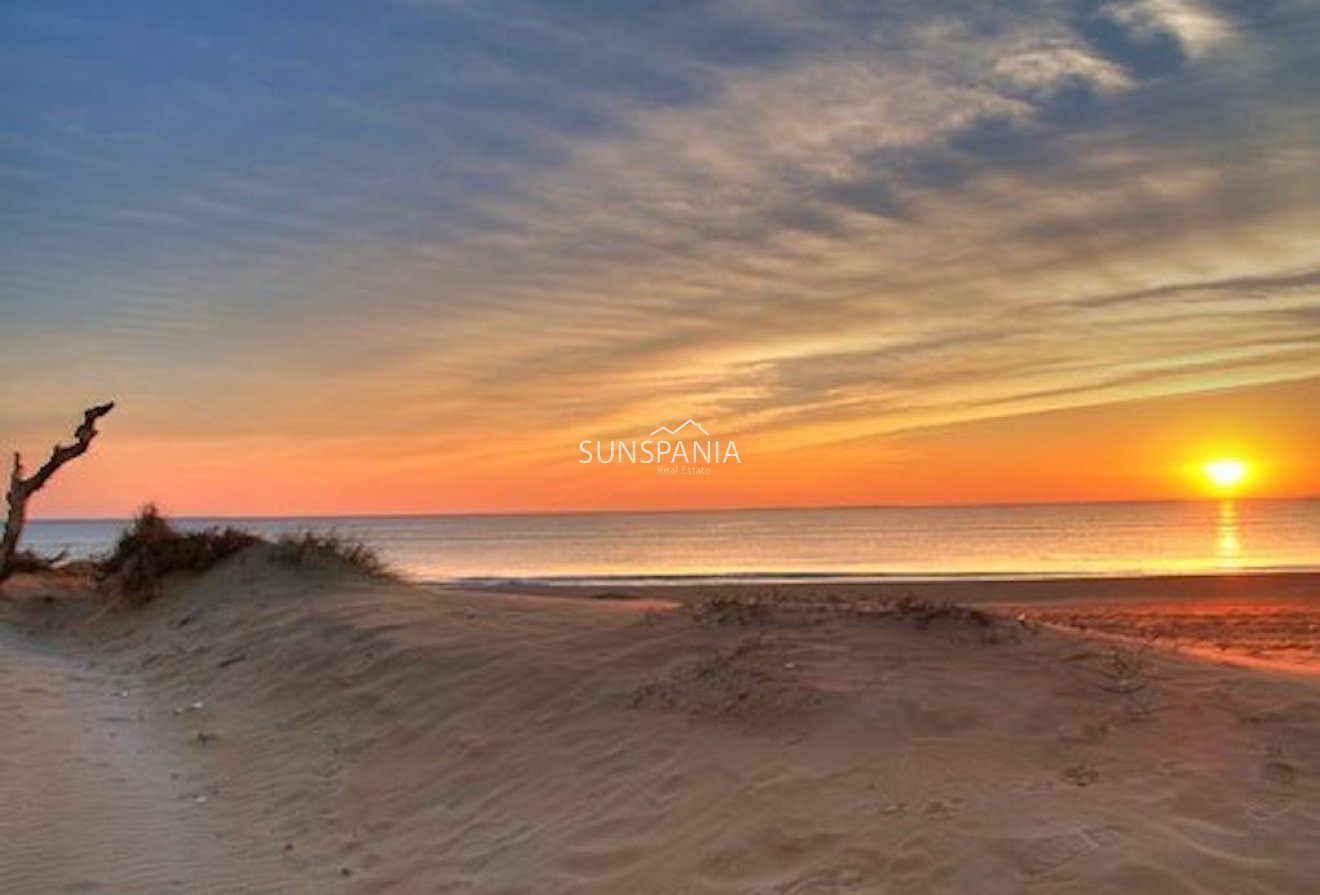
[2,554,1318,893]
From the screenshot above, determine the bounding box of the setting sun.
[1203,457,1249,491]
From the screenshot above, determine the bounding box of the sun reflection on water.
[1216,500,1242,570]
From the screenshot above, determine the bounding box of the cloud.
[1,0,1317,486]
[1102,0,1233,59]
[993,38,1135,97]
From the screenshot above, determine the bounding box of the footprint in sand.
[561,842,648,878]
[774,863,869,894]
[1262,759,1297,788]
[1247,759,1298,819]
[1061,763,1100,787]
[994,825,1125,879]
[922,795,966,819]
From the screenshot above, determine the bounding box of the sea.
[20,499,1320,585]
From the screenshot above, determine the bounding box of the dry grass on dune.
[268,531,396,580]
[95,505,394,606]
[690,590,996,631]
[96,506,260,606]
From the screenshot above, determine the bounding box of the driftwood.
[0,402,114,583]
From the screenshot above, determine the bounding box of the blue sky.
[2,0,1318,511]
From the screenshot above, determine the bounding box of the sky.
[2,0,1318,517]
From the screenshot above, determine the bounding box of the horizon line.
[28,493,1319,524]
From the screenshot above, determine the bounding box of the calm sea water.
[20,499,1320,583]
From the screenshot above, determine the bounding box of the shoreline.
[466,568,1320,604]
[21,497,1320,590]
[446,566,1320,585]
[474,569,1320,676]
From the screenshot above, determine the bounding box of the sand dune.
[2,552,1318,893]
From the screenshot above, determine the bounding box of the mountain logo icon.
[649,419,710,437]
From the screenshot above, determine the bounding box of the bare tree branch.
[1,402,115,583]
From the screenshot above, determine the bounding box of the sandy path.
[0,626,273,894]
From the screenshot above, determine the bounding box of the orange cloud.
[24,377,1317,518]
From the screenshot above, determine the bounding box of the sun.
[1203,457,1248,491]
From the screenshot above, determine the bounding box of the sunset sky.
[3,0,1318,517]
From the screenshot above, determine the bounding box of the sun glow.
[1203,457,1248,492]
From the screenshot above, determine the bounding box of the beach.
[8,0,1319,890]
[2,553,1318,893]
[526,572,1320,674]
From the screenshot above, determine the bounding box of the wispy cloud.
[1,0,1317,508]
[1102,0,1233,59]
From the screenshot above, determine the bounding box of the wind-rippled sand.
[2,554,1318,893]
